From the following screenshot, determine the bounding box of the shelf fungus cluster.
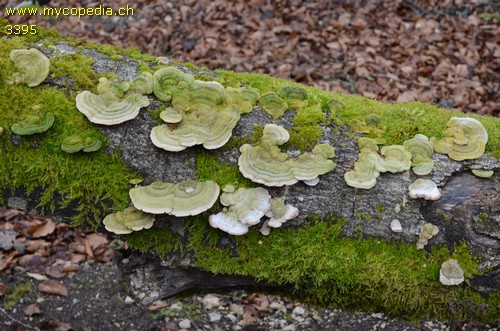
[8,48,50,87]
[344,138,412,189]
[129,180,220,217]
[151,68,259,151]
[76,76,150,125]
[430,117,488,161]
[209,186,299,235]
[238,124,336,187]
[103,206,155,235]
[11,112,54,135]
[258,92,288,120]
[348,114,384,136]
[60,135,102,153]
[403,134,434,175]
[279,86,308,108]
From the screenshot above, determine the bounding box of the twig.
[0,307,37,330]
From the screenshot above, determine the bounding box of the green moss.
[50,52,98,91]
[195,151,253,189]
[355,212,371,221]
[125,227,183,258]
[0,37,136,227]
[375,204,385,220]
[4,281,32,309]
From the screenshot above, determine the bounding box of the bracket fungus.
[372,145,412,173]
[265,197,299,228]
[471,169,494,178]
[439,259,465,286]
[238,124,336,187]
[209,187,272,235]
[8,48,50,87]
[403,134,434,175]
[258,92,288,120]
[416,223,439,249]
[153,67,194,102]
[150,103,240,151]
[129,71,154,95]
[159,108,182,124]
[11,112,54,135]
[408,179,441,200]
[390,219,403,233]
[279,86,308,108]
[430,117,488,161]
[103,206,155,235]
[60,135,102,153]
[76,77,150,125]
[129,180,220,217]
[349,114,384,136]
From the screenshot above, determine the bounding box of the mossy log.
[0,23,499,323]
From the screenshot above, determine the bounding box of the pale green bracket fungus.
[226,86,260,114]
[403,134,434,175]
[265,197,300,228]
[11,112,54,135]
[416,223,439,249]
[439,259,465,286]
[76,77,149,125]
[209,187,272,235]
[153,67,194,102]
[408,179,441,200]
[8,48,50,87]
[129,180,220,217]
[159,107,182,124]
[471,169,494,178]
[372,145,412,173]
[344,159,380,189]
[430,117,488,161]
[60,135,102,153]
[349,114,384,136]
[129,71,154,95]
[150,103,240,151]
[279,86,308,108]
[390,219,403,233]
[103,206,155,235]
[238,124,336,187]
[258,92,288,120]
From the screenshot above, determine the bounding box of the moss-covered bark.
[1,20,498,323]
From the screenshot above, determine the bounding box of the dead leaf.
[0,282,6,296]
[24,303,42,316]
[39,280,68,297]
[30,219,56,238]
[55,322,73,331]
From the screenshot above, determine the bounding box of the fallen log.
[0,22,498,323]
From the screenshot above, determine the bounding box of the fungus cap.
[129,180,220,216]
[11,112,54,135]
[151,104,240,151]
[408,179,441,200]
[266,198,299,228]
[61,135,102,153]
[374,145,412,173]
[76,77,149,125]
[344,160,380,189]
[209,211,250,236]
[9,48,50,87]
[159,108,183,124]
[103,206,155,234]
[153,67,194,102]
[416,223,439,249]
[219,187,271,225]
[390,219,403,233]
[439,259,464,286]
[259,92,287,119]
[471,169,494,178]
[238,124,336,187]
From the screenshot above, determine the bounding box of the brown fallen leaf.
[55,322,73,331]
[30,219,56,238]
[0,282,6,296]
[0,251,18,271]
[39,280,68,297]
[24,303,43,316]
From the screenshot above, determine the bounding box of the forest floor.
[2,0,499,116]
[1,0,499,330]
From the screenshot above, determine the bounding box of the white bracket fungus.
[408,179,441,200]
[439,259,465,286]
[238,124,336,187]
[8,48,50,87]
[129,180,220,216]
